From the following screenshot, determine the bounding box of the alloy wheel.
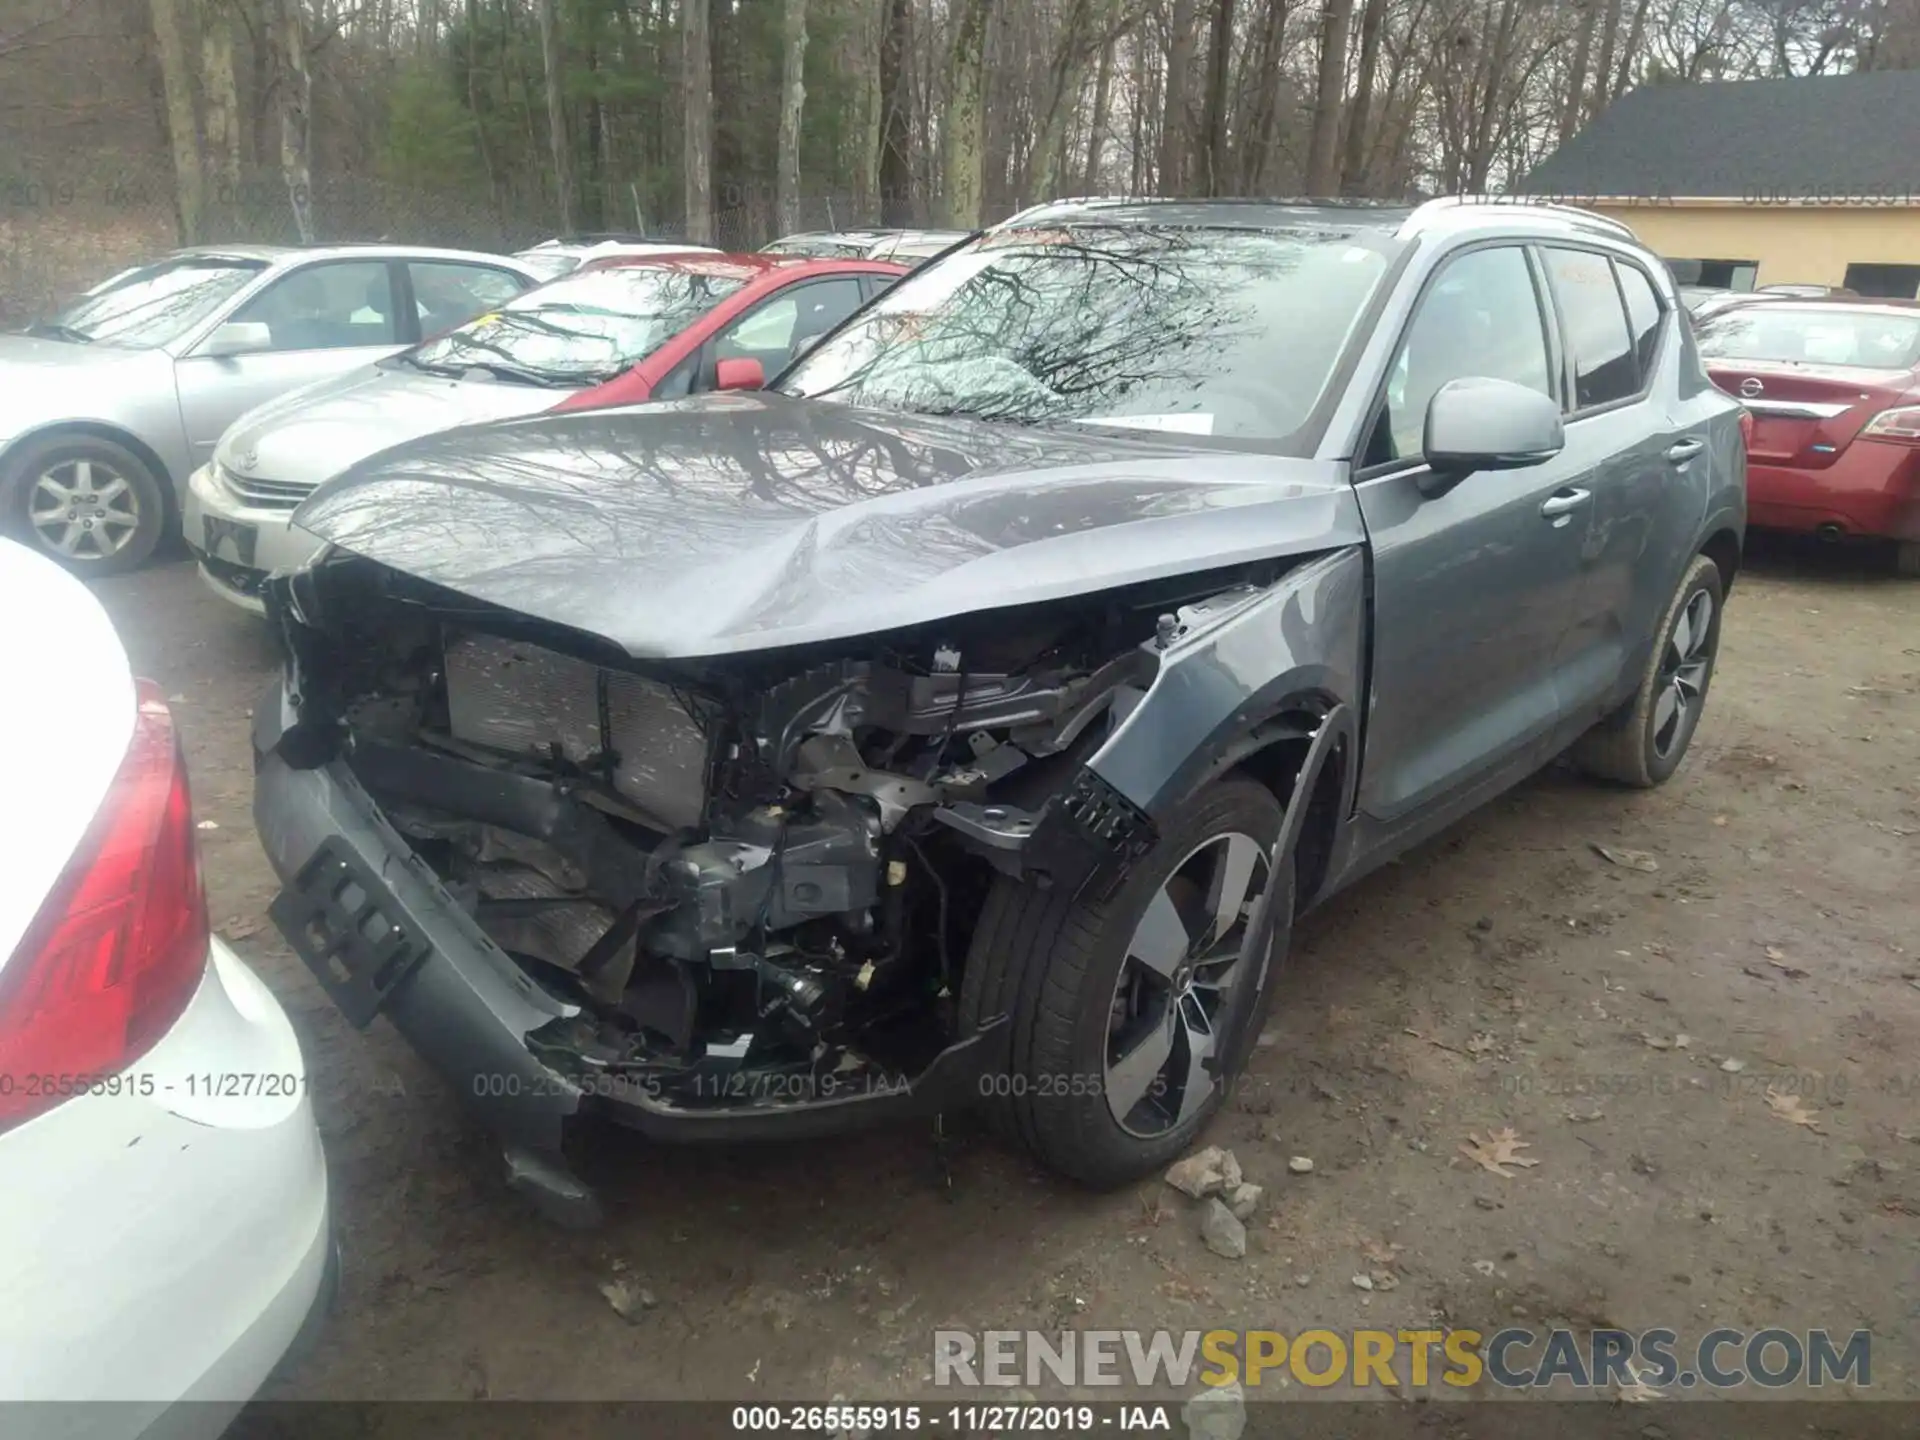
[1652,587,1715,760]
[1104,831,1271,1137]
[27,457,142,562]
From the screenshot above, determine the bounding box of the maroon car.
[1696,297,1920,573]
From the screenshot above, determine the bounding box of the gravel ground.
[89,536,1920,1409]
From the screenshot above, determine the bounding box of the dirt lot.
[91,538,1919,1408]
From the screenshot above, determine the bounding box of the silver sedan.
[0,244,540,574]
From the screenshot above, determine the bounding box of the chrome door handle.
[1665,438,1705,463]
[1540,488,1591,517]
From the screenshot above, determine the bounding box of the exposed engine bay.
[266,551,1317,1120]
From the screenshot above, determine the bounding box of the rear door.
[174,258,406,466]
[1355,243,1595,824]
[1532,245,1702,731]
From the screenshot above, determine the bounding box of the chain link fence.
[0,166,939,327]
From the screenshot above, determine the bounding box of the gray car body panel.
[1088,548,1366,818]
[0,246,540,504]
[292,392,1370,661]
[252,199,1746,1197]
[216,360,570,492]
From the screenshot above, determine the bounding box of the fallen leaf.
[1460,1128,1540,1178]
[1466,1032,1497,1056]
[1471,1259,1496,1276]
[1765,1088,1824,1132]
[1592,843,1659,873]
[219,916,264,941]
[1763,946,1810,979]
[1712,815,1729,826]
[1361,1238,1404,1266]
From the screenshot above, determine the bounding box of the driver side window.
[1368,246,1552,466]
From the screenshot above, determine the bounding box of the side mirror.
[714,356,765,392]
[200,321,272,358]
[1419,376,1565,495]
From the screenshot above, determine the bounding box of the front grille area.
[442,631,713,832]
[219,465,314,512]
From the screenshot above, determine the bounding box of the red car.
[1697,297,1920,573]
[184,251,908,611]
[555,251,909,408]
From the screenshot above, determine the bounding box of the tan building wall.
[1580,200,1920,288]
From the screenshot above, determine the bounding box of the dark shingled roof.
[1518,71,1920,200]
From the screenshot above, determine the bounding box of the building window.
[1842,263,1920,300]
[1666,258,1758,291]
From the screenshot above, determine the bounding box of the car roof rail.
[1407,195,1638,242]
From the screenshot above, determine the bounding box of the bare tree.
[878,0,914,223]
[536,0,576,233]
[1305,0,1355,195]
[1588,0,1626,118]
[1160,0,1199,192]
[1341,0,1387,192]
[944,0,992,226]
[1559,0,1599,141]
[683,0,713,243]
[776,0,809,235]
[148,0,202,242]
[1200,0,1237,194]
[201,0,240,224]
[275,0,312,240]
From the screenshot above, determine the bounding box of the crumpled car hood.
[292,392,1364,660]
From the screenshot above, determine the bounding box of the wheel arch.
[1699,525,1741,595]
[0,420,181,525]
[1229,702,1355,911]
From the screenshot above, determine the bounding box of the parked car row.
[10,195,1870,1433]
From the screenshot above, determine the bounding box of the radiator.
[442,630,711,832]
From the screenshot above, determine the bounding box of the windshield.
[777,223,1398,444]
[42,255,267,347]
[1695,306,1920,369]
[406,263,751,383]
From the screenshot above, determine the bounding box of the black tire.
[1572,553,1724,787]
[1,432,168,576]
[959,773,1294,1188]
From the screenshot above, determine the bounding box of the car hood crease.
[292,392,1366,660]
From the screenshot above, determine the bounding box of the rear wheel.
[960,774,1293,1187]
[1572,553,1723,787]
[3,433,167,576]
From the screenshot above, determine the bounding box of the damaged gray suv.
[252,197,1745,1221]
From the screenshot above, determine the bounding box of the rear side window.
[1543,248,1637,410]
[1617,262,1663,382]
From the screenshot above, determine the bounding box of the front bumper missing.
[253,721,1006,1222]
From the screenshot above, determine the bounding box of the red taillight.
[0,679,209,1132]
[1738,409,1755,452]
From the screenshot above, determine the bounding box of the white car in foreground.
[0,539,332,1437]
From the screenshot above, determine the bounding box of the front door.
[174,259,407,467]
[1354,243,1596,824]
